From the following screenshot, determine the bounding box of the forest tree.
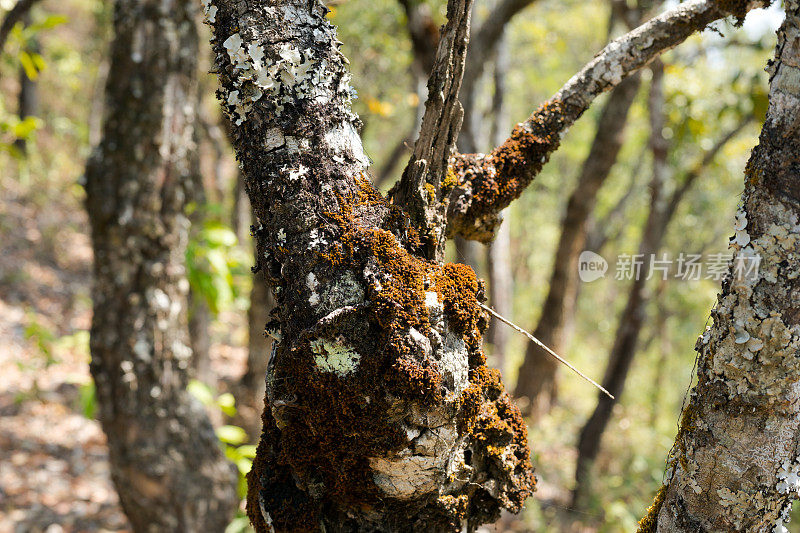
[200,0,789,531]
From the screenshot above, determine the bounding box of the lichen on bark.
[643,3,800,531]
[205,1,534,531]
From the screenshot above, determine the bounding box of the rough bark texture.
[391,0,472,260]
[514,73,641,413]
[205,1,534,531]
[447,0,769,243]
[640,3,800,531]
[83,0,239,528]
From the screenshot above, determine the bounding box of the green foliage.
[187,380,255,500]
[78,381,97,419]
[23,310,58,366]
[186,216,251,315]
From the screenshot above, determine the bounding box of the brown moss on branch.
[448,100,568,242]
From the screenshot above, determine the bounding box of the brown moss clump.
[249,162,534,531]
[449,99,567,241]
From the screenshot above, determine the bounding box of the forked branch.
[447,0,771,242]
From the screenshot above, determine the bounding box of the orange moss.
[636,484,668,533]
[250,166,534,530]
[451,99,567,228]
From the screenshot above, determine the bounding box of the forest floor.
[0,174,250,532]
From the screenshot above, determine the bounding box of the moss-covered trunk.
[641,2,800,530]
[205,0,534,531]
[84,0,238,528]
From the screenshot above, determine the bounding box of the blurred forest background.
[0,0,788,531]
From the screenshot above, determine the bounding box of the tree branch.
[391,0,473,260]
[0,0,42,59]
[447,0,771,242]
[663,115,753,220]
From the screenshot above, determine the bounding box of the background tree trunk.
[13,13,37,154]
[485,31,512,373]
[83,0,238,528]
[572,61,668,509]
[642,3,800,530]
[514,72,642,413]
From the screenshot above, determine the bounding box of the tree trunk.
[486,31,512,372]
[206,0,535,531]
[188,287,214,384]
[572,61,668,508]
[188,153,214,386]
[237,269,274,438]
[14,14,37,154]
[514,72,642,413]
[84,0,238,528]
[641,4,800,531]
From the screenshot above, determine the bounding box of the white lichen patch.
[313,270,364,315]
[703,197,800,402]
[310,337,360,376]
[200,0,217,24]
[215,22,357,127]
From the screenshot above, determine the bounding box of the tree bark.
[205,1,534,531]
[84,0,238,528]
[640,3,800,531]
[514,72,642,412]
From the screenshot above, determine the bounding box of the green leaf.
[235,444,257,458]
[187,379,215,407]
[236,457,252,475]
[217,392,237,417]
[12,117,40,140]
[79,382,97,419]
[216,425,248,445]
[18,51,38,80]
[29,14,69,31]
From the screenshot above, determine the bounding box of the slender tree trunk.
[486,31,512,371]
[572,61,668,508]
[84,0,238,528]
[14,14,37,154]
[641,4,800,531]
[188,286,214,384]
[188,158,215,386]
[514,72,642,413]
